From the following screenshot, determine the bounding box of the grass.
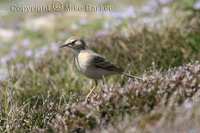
[0,5,200,133]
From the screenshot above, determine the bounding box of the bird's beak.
[59,43,71,48]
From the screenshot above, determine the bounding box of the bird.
[60,36,143,101]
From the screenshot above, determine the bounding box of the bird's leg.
[85,80,98,102]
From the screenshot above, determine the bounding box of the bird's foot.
[85,93,92,103]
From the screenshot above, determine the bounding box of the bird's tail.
[122,72,143,80]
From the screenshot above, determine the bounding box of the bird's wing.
[90,55,123,73]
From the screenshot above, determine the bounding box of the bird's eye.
[70,40,76,44]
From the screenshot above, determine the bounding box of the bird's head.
[60,37,86,52]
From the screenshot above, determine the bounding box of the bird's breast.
[76,51,93,72]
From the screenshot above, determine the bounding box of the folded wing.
[91,55,123,73]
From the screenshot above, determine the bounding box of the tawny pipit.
[60,37,142,101]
